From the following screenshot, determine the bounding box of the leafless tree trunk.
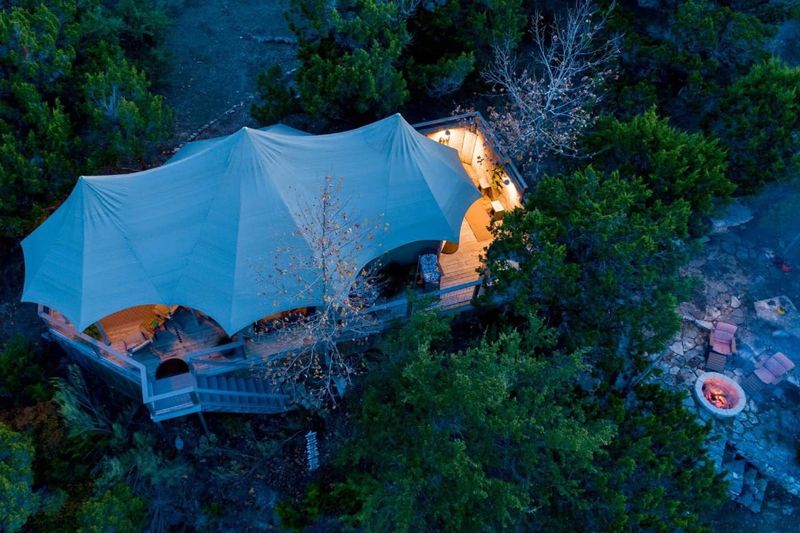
[483,1,620,180]
[256,176,384,409]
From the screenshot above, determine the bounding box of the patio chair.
[741,352,796,396]
[705,321,737,371]
[709,321,738,355]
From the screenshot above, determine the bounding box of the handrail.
[146,386,197,404]
[41,307,153,406]
[365,278,481,314]
[41,275,483,415]
[194,387,287,400]
[48,329,140,382]
[184,339,244,363]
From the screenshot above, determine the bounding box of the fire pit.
[694,372,746,418]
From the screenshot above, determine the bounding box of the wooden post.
[405,298,413,318]
[197,411,210,435]
[472,281,482,300]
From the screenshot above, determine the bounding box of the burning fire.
[703,381,736,409]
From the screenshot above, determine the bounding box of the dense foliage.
[0,423,38,532]
[609,0,772,126]
[0,0,172,238]
[713,58,800,192]
[284,0,411,121]
[483,167,691,377]
[586,108,733,232]
[580,384,727,531]
[0,334,51,407]
[77,483,147,533]
[331,314,612,531]
[278,312,726,531]
[254,0,529,124]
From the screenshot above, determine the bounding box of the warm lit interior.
[427,126,522,289]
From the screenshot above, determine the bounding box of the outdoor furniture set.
[704,320,796,396]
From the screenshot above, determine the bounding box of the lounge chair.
[706,321,737,371]
[710,321,737,355]
[741,352,796,396]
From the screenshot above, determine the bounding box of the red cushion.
[772,352,795,372]
[715,322,738,334]
[764,358,787,377]
[754,366,777,384]
[711,340,733,355]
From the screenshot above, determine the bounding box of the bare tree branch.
[255,176,385,409]
[483,1,620,180]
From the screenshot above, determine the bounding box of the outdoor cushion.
[764,358,788,377]
[771,352,795,372]
[754,366,778,384]
[710,322,737,355]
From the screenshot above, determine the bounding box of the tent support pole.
[190,307,201,326]
[94,321,111,345]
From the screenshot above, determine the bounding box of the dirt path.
[162,0,297,141]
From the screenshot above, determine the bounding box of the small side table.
[490,200,505,221]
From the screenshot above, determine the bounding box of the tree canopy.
[713,58,800,192]
[482,167,690,377]
[0,423,39,532]
[0,0,172,238]
[585,108,733,233]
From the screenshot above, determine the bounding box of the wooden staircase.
[149,373,291,422]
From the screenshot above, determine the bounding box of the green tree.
[609,0,770,125]
[405,0,526,96]
[585,108,733,232]
[0,334,51,407]
[286,0,410,121]
[251,64,297,125]
[0,423,39,532]
[482,167,691,377]
[579,385,728,531]
[0,0,172,238]
[713,58,800,192]
[322,313,613,531]
[82,46,173,169]
[0,2,79,236]
[77,483,147,533]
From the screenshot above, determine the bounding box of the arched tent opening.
[155,358,190,379]
[89,305,229,357]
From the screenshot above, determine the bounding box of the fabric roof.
[22,114,479,335]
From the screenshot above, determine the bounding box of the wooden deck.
[439,161,497,289]
[99,307,232,377]
[440,218,489,288]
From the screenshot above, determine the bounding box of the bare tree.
[482,1,620,179]
[256,176,385,409]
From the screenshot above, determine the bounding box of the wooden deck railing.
[41,276,484,417]
[413,112,528,195]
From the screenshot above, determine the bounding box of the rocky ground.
[647,182,800,526]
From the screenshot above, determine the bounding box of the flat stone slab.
[754,295,800,338]
[711,199,754,233]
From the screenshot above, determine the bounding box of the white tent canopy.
[22,114,479,335]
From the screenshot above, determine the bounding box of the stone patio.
[646,194,800,515]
